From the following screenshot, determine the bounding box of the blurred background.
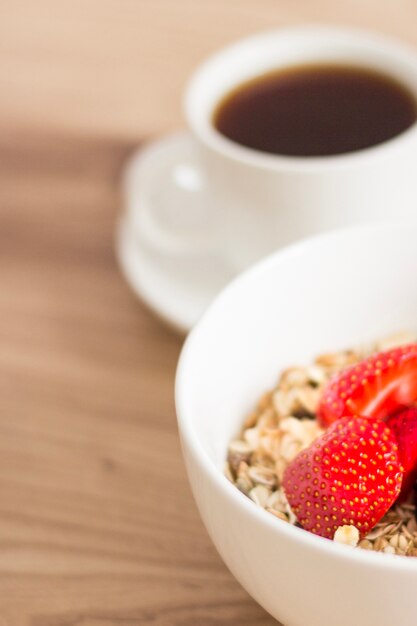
[1,2,417,625]
[5,1,416,138]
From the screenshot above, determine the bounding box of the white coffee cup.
[120,26,417,330]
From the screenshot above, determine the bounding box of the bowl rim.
[176,220,417,572]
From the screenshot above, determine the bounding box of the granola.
[226,332,417,556]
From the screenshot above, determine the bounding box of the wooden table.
[2,2,417,624]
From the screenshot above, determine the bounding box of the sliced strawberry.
[386,406,417,501]
[282,416,403,539]
[317,344,417,427]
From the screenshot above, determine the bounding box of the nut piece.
[334,525,360,547]
[227,440,252,472]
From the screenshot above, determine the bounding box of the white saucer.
[116,217,235,334]
[116,134,237,333]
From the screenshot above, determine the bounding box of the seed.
[280,367,309,388]
[296,386,321,415]
[407,518,417,534]
[249,485,271,508]
[266,508,289,522]
[272,390,292,417]
[227,440,252,471]
[235,477,252,495]
[389,534,401,548]
[248,466,277,488]
[374,537,389,551]
[243,427,261,450]
[307,365,327,386]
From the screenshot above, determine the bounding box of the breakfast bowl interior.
[176,222,417,626]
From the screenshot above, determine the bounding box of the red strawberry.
[282,416,403,539]
[386,406,417,501]
[317,344,417,427]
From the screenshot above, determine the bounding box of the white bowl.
[176,222,417,626]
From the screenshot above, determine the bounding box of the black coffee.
[213,64,417,157]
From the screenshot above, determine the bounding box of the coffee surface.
[213,64,417,157]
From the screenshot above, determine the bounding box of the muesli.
[226,332,417,556]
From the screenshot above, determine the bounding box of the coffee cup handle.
[123,132,217,258]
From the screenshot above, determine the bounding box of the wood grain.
[0,128,278,625]
[2,2,417,624]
